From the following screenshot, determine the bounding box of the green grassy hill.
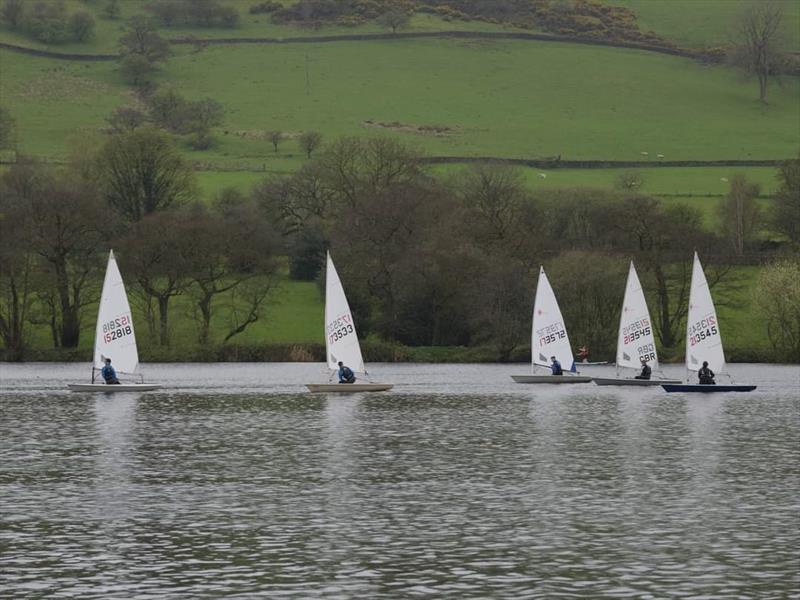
[612,0,800,51]
[4,40,798,163]
[1,0,797,361]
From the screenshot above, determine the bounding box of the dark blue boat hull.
[662,384,757,393]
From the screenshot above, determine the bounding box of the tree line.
[2,133,797,362]
[257,137,798,358]
[0,129,278,359]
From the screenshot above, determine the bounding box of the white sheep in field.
[657,154,665,158]
[640,151,649,156]
[538,173,547,179]
[720,177,728,182]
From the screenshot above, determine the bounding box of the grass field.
[612,0,800,52]
[3,39,798,163]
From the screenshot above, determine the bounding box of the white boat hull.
[68,383,162,392]
[511,374,592,384]
[593,377,681,386]
[306,383,394,393]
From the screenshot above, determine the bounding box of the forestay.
[531,266,575,372]
[93,251,139,375]
[324,252,366,374]
[685,252,725,373]
[616,261,659,370]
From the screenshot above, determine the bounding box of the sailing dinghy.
[662,253,756,393]
[594,261,680,386]
[305,252,393,393]
[511,266,592,384]
[68,251,161,392]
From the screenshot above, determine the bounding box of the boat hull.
[576,361,609,366]
[68,383,162,392]
[511,375,592,384]
[661,384,757,393]
[306,383,394,393]
[594,377,681,386]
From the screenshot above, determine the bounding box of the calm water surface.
[1,362,798,599]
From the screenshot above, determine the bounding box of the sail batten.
[685,252,725,373]
[531,266,575,372]
[93,251,139,375]
[324,252,366,374]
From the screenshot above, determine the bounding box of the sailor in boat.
[337,361,356,384]
[101,358,121,385]
[550,356,563,376]
[635,358,652,380]
[698,361,716,385]
[577,345,589,362]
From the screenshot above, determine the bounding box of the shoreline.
[0,343,780,364]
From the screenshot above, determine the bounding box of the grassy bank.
[6,265,777,364]
[6,341,774,365]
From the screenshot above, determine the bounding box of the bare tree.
[95,128,197,221]
[1,0,26,29]
[223,278,277,343]
[0,106,15,150]
[613,196,717,350]
[731,1,785,103]
[106,106,145,133]
[0,171,37,359]
[7,165,107,348]
[253,162,332,235]
[615,170,644,191]
[772,155,800,248]
[119,15,170,63]
[183,197,279,344]
[717,174,761,255]
[118,211,192,346]
[298,130,322,158]
[103,0,120,20]
[550,252,628,360]
[377,9,410,33]
[457,163,543,263]
[267,130,282,153]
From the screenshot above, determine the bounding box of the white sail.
[616,261,659,370]
[324,252,366,374]
[93,250,139,375]
[531,266,575,372]
[685,252,725,373]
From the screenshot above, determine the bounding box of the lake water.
[1,362,798,598]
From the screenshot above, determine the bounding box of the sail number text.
[688,316,718,347]
[327,314,354,345]
[102,315,132,344]
[623,318,651,345]
[536,322,566,347]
